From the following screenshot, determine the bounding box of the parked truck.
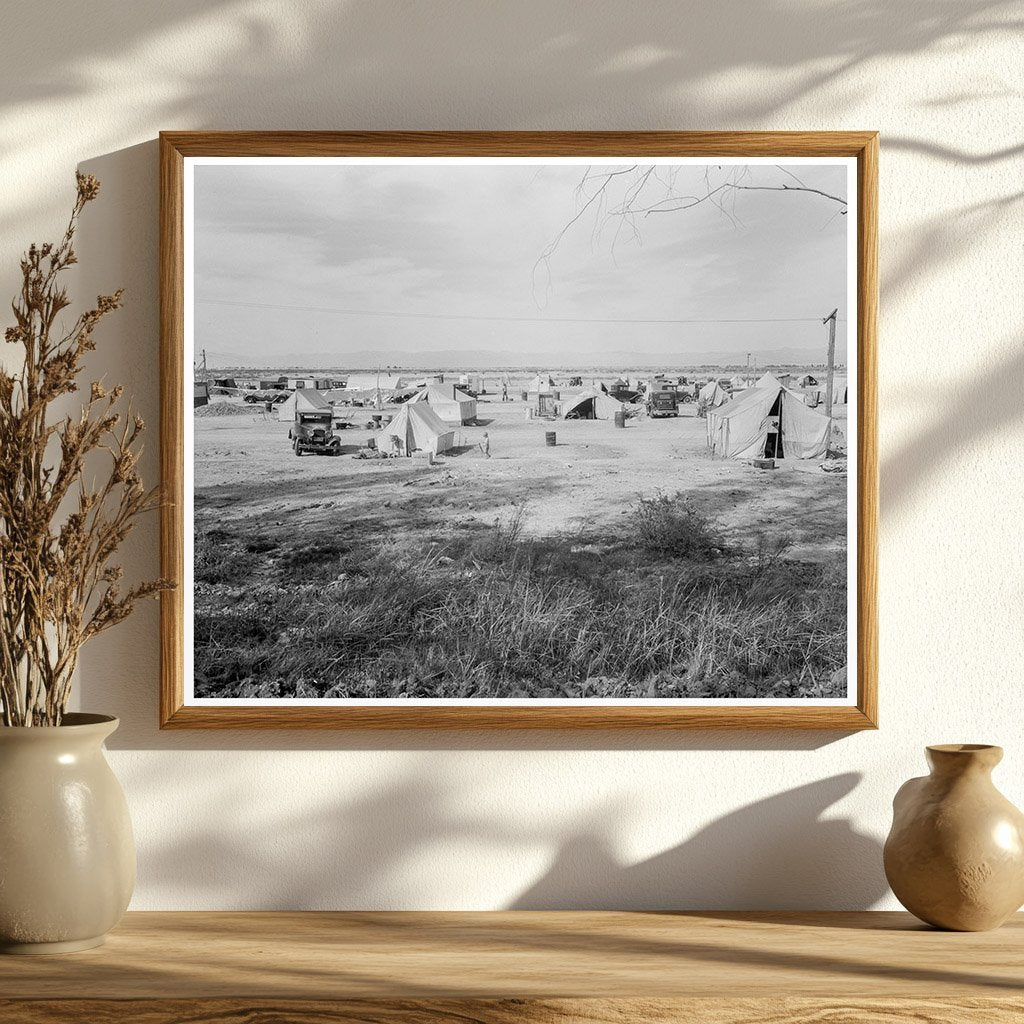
[289,409,342,456]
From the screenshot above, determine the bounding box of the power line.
[195,297,846,327]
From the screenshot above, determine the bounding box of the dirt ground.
[192,384,849,699]
[194,391,849,562]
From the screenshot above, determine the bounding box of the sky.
[192,159,850,370]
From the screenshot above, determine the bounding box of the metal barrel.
[614,410,627,428]
[545,431,557,446]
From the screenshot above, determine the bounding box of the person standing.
[480,431,491,458]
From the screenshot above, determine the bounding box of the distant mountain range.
[204,346,846,372]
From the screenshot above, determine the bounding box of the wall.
[1,0,1021,910]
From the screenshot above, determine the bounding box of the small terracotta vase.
[0,714,135,953]
[884,744,1024,930]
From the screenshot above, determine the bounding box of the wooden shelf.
[1,911,1022,1022]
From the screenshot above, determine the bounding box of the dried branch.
[0,174,173,726]
[537,164,848,277]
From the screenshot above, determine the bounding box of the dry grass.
[193,494,846,700]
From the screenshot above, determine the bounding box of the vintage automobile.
[244,390,290,405]
[289,409,342,456]
[608,385,641,403]
[647,389,680,418]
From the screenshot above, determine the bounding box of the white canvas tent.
[275,388,331,420]
[409,384,478,424]
[706,375,831,460]
[561,389,623,420]
[699,381,729,408]
[526,373,556,392]
[375,403,455,457]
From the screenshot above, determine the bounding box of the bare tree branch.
[537,164,848,282]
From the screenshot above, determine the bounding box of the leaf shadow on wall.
[129,759,886,911]
[882,335,1024,514]
[1,0,1014,166]
[63,0,1022,754]
[511,773,887,910]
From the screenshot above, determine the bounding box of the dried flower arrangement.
[0,174,170,726]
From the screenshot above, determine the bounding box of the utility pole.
[823,309,838,417]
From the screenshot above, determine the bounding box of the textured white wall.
[1,0,1021,910]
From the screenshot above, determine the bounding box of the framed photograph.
[159,131,877,729]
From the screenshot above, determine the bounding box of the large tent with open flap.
[275,388,331,421]
[375,402,455,457]
[706,373,831,460]
[561,388,623,420]
[409,384,478,424]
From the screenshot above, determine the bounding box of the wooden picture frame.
[160,131,877,730]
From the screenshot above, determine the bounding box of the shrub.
[751,530,794,573]
[633,492,725,559]
[472,503,528,562]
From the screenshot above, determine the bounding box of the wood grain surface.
[4,997,1024,1024]
[1,911,1020,1022]
[159,131,879,731]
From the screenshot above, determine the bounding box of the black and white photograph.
[182,154,859,709]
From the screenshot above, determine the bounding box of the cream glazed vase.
[0,714,135,953]
[884,744,1024,931]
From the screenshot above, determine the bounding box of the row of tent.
[374,389,629,458]
[371,387,628,459]
[276,384,478,425]
[374,377,831,460]
[277,376,832,461]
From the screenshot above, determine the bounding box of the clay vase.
[884,744,1024,931]
[0,714,135,953]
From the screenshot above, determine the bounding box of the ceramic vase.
[0,714,135,953]
[884,744,1024,931]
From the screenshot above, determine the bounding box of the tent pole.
[823,308,838,417]
[823,308,838,455]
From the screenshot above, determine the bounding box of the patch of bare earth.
[192,395,848,700]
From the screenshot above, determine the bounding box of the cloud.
[193,160,849,365]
